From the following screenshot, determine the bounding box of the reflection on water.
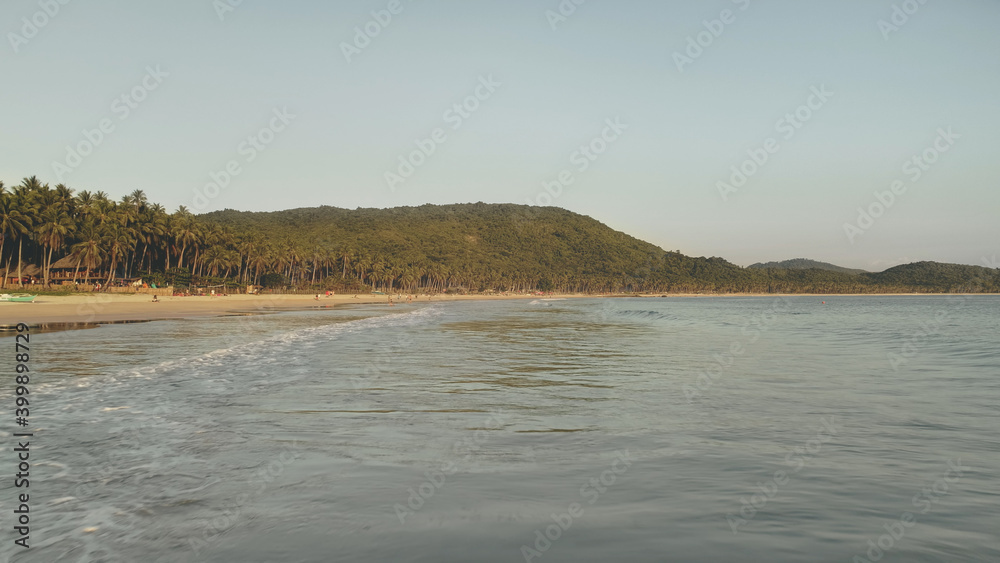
[1,298,999,562]
[0,320,127,336]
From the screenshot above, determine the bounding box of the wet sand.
[0,292,586,325]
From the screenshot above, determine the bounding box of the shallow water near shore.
[1,296,998,562]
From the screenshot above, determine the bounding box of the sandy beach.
[0,292,589,325]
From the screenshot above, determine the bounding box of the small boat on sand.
[0,294,37,303]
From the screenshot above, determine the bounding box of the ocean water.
[1,296,998,563]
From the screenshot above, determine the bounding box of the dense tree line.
[2,176,998,293]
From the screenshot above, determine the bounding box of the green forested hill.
[862,262,998,291]
[202,203,1000,294]
[749,258,868,275]
[3,175,997,294]
[201,203,750,292]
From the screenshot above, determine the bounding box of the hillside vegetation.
[749,258,868,275]
[202,204,1000,294]
[3,175,998,294]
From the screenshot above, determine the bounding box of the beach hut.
[48,255,80,283]
[0,263,41,287]
[47,254,106,284]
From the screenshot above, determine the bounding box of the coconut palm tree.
[70,222,105,283]
[103,221,135,285]
[36,206,74,286]
[10,186,38,287]
[137,204,168,274]
[202,245,229,277]
[248,249,269,286]
[0,189,29,289]
[340,247,355,279]
[172,213,198,270]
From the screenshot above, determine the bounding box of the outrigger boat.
[0,294,37,303]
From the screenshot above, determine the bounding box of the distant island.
[2,176,998,295]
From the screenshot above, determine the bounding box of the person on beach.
[152,295,159,303]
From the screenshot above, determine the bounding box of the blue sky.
[2,0,998,270]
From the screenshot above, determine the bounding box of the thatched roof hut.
[0,264,41,278]
[49,255,79,270]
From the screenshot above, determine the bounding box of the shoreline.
[0,292,589,328]
[1,291,997,330]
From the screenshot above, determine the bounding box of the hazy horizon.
[3,0,998,271]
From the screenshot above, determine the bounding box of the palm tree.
[129,189,148,214]
[249,250,269,286]
[0,190,29,289]
[19,175,44,193]
[399,268,417,292]
[103,222,135,285]
[202,246,229,277]
[70,222,104,283]
[172,213,198,270]
[137,204,168,274]
[340,247,355,279]
[354,255,370,285]
[10,186,38,287]
[53,183,76,216]
[36,206,74,286]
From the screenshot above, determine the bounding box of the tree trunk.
[45,245,54,287]
[106,251,118,285]
[0,238,5,289]
[17,239,24,287]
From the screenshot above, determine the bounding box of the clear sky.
[2,0,998,270]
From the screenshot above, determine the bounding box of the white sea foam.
[11,306,443,399]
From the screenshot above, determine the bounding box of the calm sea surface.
[1,296,998,562]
